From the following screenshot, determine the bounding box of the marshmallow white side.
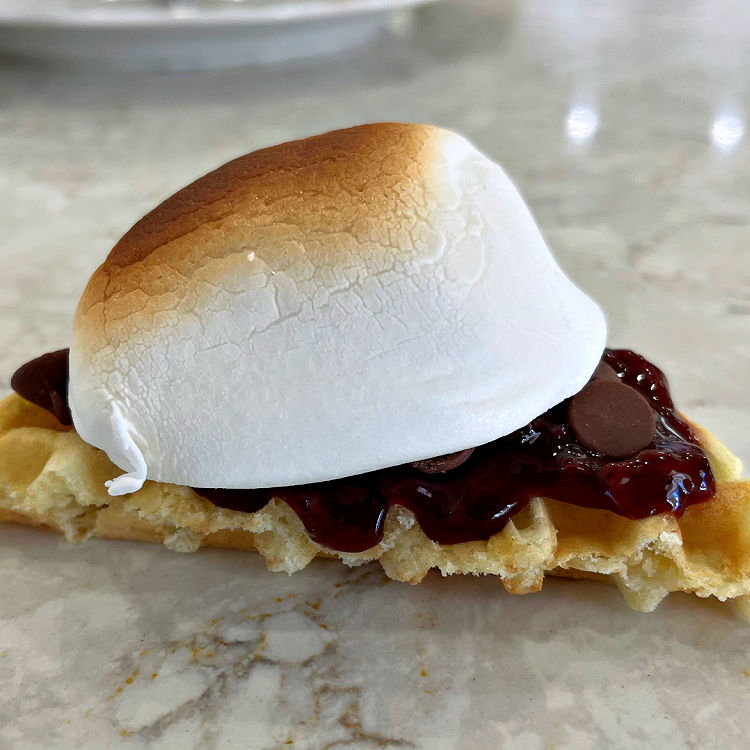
[68,382,147,495]
[70,127,606,491]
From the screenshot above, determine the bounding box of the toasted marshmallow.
[69,123,606,494]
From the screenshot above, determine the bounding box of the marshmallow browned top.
[69,123,606,494]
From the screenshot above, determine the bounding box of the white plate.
[0,0,437,70]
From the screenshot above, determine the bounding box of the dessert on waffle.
[2,123,747,616]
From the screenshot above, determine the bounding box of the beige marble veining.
[1,0,749,748]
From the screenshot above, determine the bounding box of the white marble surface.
[1,0,750,747]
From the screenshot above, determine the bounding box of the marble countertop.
[1,0,749,747]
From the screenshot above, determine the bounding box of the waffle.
[1,392,748,617]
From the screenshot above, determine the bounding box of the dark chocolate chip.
[567,379,655,458]
[591,361,620,382]
[411,448,475,474]
[10,349,72,426]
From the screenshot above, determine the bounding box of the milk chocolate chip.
[567,379,655,458]
[411,448,475,474]
[591,361,620,382]
[11,349,72,426]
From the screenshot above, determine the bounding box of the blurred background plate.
[0,0,437,70]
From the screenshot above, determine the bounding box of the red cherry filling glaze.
[10,348,716,554]
[194,349,715,552]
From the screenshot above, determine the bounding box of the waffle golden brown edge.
[1,393,749,617]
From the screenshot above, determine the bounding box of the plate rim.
[0,0,437,28]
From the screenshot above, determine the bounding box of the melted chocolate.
[195,350,715,553]
[10,349,72,426]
